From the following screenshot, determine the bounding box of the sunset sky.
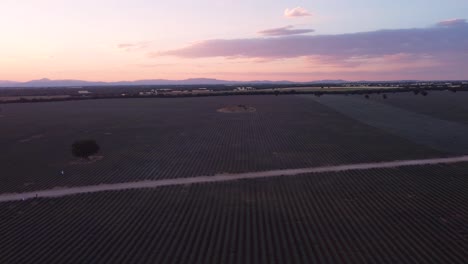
[1,0,467,82]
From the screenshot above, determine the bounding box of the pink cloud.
[437,18,467,27]
[155,20,468,79]
[118,43,135,49]
[117,42,149,51]
[258,25,314,36]
[284,7,312,18]
[158,21,468,68]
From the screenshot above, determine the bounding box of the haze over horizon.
[1,0,467,82]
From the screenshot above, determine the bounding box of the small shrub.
[72,140,100,159]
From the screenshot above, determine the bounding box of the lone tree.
[72,140,100,159]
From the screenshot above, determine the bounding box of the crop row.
[0,163,467,263]
[371,91,468,125]
[0,96,446,194]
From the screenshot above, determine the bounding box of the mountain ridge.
[0,78,348,88]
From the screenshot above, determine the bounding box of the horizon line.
[2,77,468,84]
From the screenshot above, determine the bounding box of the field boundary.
[1,155,468,203]
[2,87,467,105]
[306,95,468,154]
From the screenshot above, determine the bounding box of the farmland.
[305,93,468,154]
[1,163,467,263]
[1,93,468,263]
[370,91,468,125]
[0,95,454,194]
[0,95,71,102]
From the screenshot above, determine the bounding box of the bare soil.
[217,105,256,113]
[18,134,45,143]
[69,155,104,165]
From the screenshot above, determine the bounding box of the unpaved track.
[1,156,468,203]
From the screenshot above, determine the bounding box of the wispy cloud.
[133,63,175,68]
[284,7,312,18]
[258,26,314,36]
[117,41,150,51]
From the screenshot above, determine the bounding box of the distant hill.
[0,80,20,85]
[0,78,348,88]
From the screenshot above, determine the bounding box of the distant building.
[235,87,255,91]
[195,88,211,93]
[171,90,189,94]
[77,90,91,95]
[138,89,158,96]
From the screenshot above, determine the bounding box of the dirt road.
[1,155,468,203]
